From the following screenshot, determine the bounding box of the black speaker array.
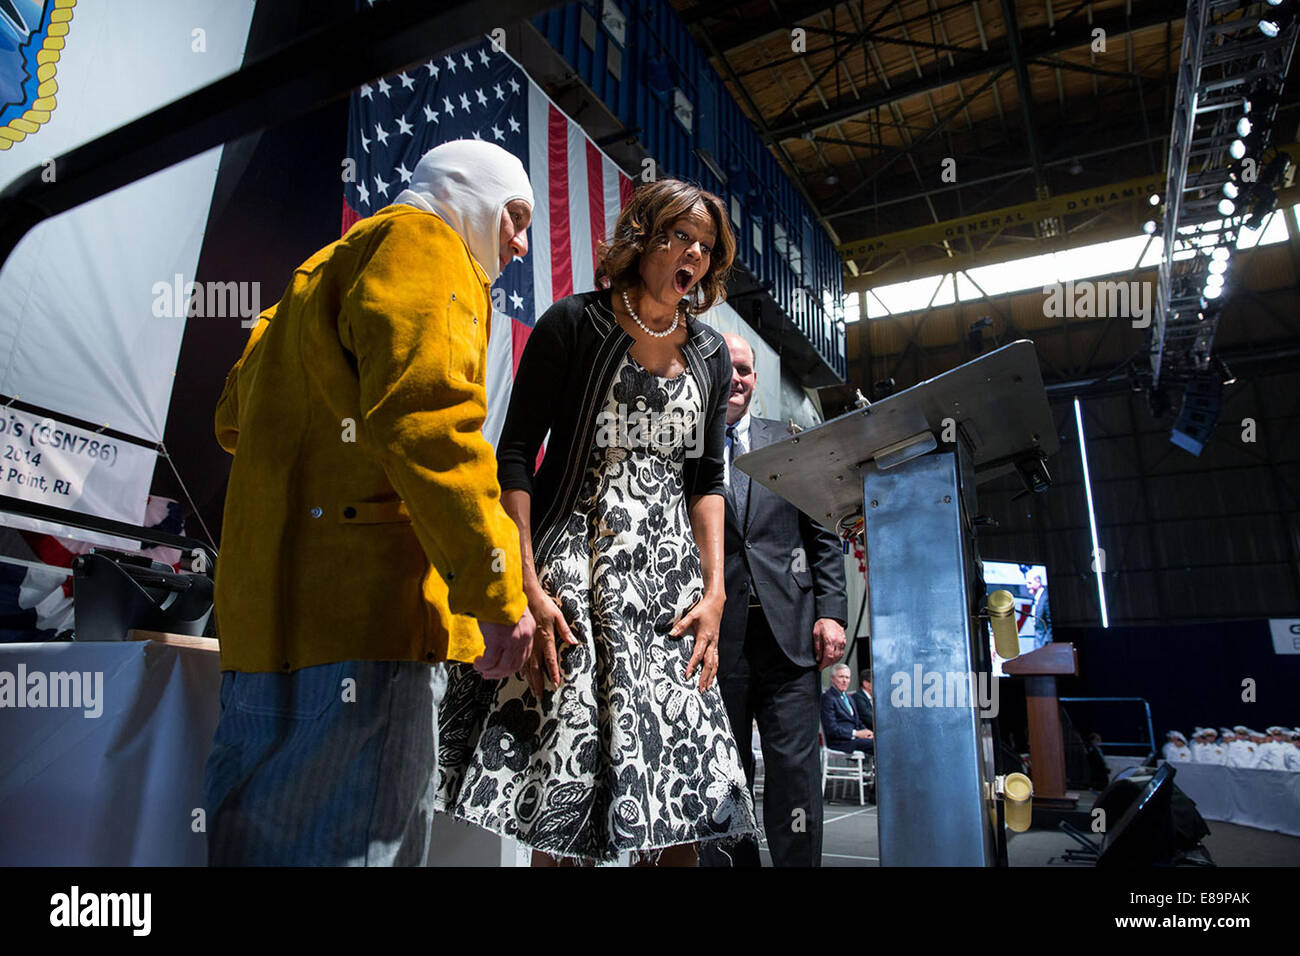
[1170,374,1223,456]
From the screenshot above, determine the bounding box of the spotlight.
[1149,193,1162,206]
[1230,139,1247,159]
[1212,246,1231,261]
[1237,116,1252,137]
[1223,181,1239,199]
[1143,219,1159,234]
[1205,272,1224,288]
[1218,198,1236,215]
[1209,258,1228,274]
[1261,9,1297,36]
[1204,284,1224,299]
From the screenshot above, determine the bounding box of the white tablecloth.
[0,641,220,865]
[1164,761,1300,838]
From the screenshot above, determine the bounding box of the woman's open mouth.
[673,267,695,295]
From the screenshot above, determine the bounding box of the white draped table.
[0,637,220,865]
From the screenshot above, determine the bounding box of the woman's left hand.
[672,591,725,693]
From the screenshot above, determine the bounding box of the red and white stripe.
[483,84,634,448]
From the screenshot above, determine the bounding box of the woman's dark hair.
[595,178,736,315]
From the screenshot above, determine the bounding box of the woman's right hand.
[523,585,579,699]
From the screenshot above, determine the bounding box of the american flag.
[343,35,634,445]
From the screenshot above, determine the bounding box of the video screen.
[983,561,1051,677]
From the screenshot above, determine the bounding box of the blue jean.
[203,660,447,866]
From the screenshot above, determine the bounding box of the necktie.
[727,423,750,521]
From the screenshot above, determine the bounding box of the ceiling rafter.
[760,0,1183,140]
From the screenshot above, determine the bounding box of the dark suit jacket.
[820,689,866,746]
[719,415,848,671]
[1032,587,1051,646]
[852,689,874,730]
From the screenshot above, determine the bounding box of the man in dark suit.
[852,670,874,731]
[700,333,848,868]
[1028,572,1051,648]
[822,664,873,755]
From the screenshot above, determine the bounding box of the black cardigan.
[497,289,732,566]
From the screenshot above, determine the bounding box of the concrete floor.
[754,790,1300,867]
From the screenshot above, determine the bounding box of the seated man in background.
[1226,725,1258,768]
[821,663,874,756]
[852,669,874,731]
[1257,727,1293,771]
[1190,727,1224,764]
[1161,730,1191,763]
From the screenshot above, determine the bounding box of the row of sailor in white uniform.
[1162,726,1300,770]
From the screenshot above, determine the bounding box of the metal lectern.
[735,341,1058,866]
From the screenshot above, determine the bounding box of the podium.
[1002,643,1080,809]
[735,341,1057,866]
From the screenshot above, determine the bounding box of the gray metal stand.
[736,341,1057,866]
[864,448,994,865]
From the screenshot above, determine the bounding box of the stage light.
[1204,284,1223,299]
[1229,139,1247,159]
[1143,219,1158,234]
[1205,272,1224,288]
[1208,258,1228,274]
[1211,245,1231,261]
[1237,116,1252,137]
[1222,181,1239,199]
[1259,8,1296,37]
[1218,197,1236,215]
[1148,193,1161,206]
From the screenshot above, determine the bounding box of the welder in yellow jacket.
[204,140,537,867]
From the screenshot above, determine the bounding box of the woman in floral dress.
[436,179,756,865]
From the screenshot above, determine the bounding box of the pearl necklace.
[621,290,679,338]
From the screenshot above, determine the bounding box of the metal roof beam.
[1000,0,1045,188]
[764,0,1184,141]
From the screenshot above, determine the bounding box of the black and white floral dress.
[435,352,756,862]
